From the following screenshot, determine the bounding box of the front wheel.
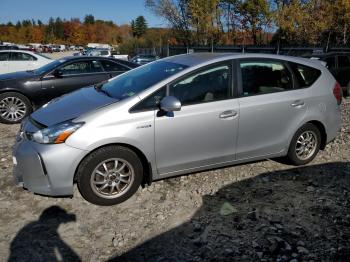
[0,92,32,124]
[286,123,321,166]
[76,146,143,206]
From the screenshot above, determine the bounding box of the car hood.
[31,86,118,126]
[0,71,38,81]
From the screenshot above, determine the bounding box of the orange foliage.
[0,20,132,45]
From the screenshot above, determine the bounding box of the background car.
[308,52,350,96]
[41,45,53,53]
[130,54,159,65]
[51,45,61,52]
[86,48,111,57]
[0,45,19,51]
[0,56,138,123]
[0,50,52,74]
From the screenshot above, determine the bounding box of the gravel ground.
[44,51,76,59]
[0,100,349,262]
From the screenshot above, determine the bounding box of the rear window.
[290,63,321,88]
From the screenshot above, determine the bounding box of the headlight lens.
[32,120,84,144]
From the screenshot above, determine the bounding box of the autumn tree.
[326,0,350,45]
[238,0,271,45]
[272,0,331,45]
[84,14,95,25]
[131,16,148,38]
[189,0,222,45]
[145,0,192,45]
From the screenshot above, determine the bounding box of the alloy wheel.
[295,131,317,161]
[0,96,27,122]
[90,158,135,199]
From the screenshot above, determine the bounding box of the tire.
[76,146,143,206]
[286,123,321,166]
[0,92,32,124]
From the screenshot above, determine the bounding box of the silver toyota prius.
[12,53,342,205]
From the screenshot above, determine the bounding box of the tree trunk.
[344,24,347,45]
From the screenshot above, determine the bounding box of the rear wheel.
[76,146,143,206]
[286,123,321,166]
[0,92,32,124]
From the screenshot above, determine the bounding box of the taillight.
[333,82,343,105]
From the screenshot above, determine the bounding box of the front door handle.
[291,100,305,107]
[219,110,238,119]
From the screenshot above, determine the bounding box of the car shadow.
[8,206,81,262]
[110,162,350,262]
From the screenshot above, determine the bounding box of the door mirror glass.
[160,96,181,112]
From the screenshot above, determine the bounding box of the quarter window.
[240,60,293,96]
[131,87,166,112]
[60,60,103,75]
[289,62,321,88]
[169,63,232,106]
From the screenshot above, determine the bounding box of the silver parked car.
[13,53,342,206]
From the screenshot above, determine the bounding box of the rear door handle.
[291,100,305,107]
[219,110,238,119]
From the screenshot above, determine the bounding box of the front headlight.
[32,120,84,144]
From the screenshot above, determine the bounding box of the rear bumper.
[13,138,87,196]
[325,108,342,145]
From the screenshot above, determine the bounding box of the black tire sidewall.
[77,146,143,206]
[287,123,321,166]
[0,92,32,124]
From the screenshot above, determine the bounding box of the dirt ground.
[0,99,349,262]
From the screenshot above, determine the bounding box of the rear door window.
[239,60,293,96]
[10,52,37,61]
[289,62,321,88]
[101,60,128,72]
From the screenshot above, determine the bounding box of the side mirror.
[53,69,63,77]
[160,96,181,112]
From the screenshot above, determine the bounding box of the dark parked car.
[0,56,138,124]
[308,52,350,96]
[130,54,159,65]
[0,45,19,50]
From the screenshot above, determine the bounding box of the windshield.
[101,60,188,100]
[34,59,65,74]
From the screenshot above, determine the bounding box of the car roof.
[162,52,325,69]
[0,49,36,54]
[307,52,350,58]
[57,56,138,67]
[60,56,125,61]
